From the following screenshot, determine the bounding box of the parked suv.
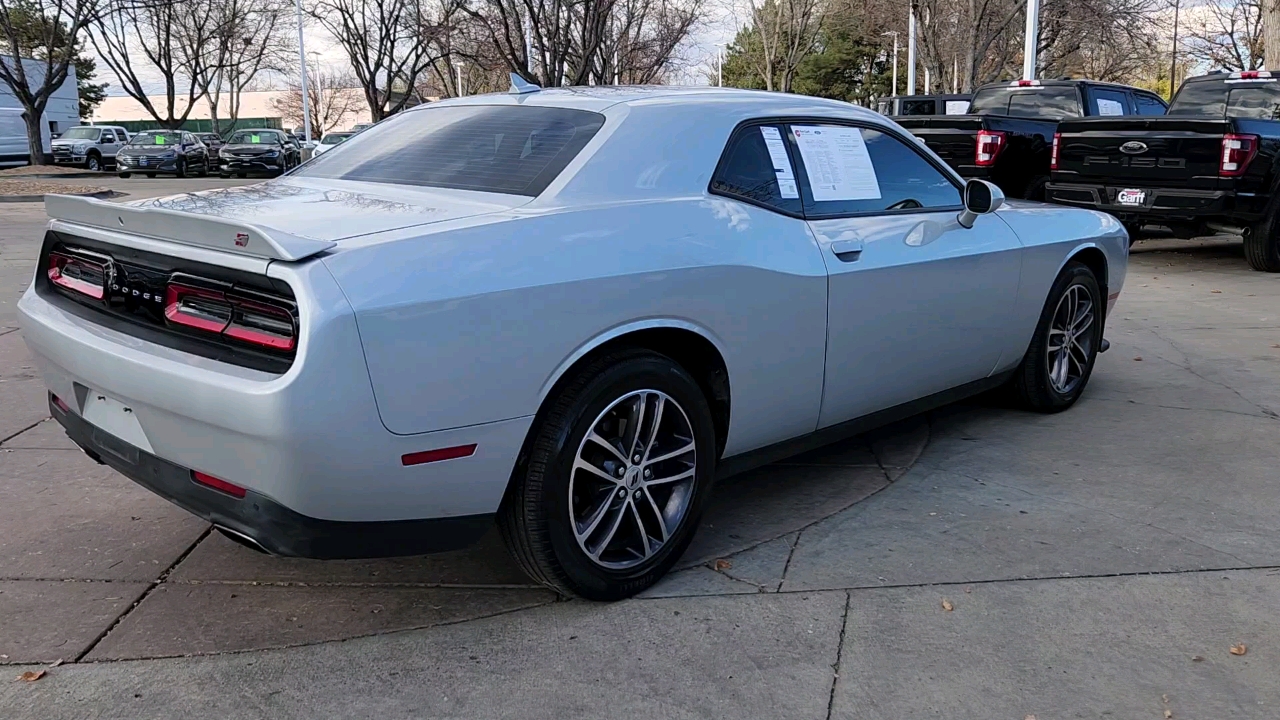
[50,126,130,171]
[896,79,1168,200]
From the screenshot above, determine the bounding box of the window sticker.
[791,126,881,202]
[758,126,799,199]
[250,134,261,143]
[1096,98,1125,116]
[155,136,166,145]
[944,100,971,115]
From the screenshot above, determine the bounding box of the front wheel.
[175,160,186,178]
[118,172,131,179]
[1011,261,1103,412]
[85,154,101,172]
[499,349,717,600]
[1246,213,1280,272]
[145,172,156,178]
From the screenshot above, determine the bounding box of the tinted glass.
[793,125,961,216]
[898,99,937,115]
[61,127,99,140]
[710,125,801,215]
[970,86,1081,118]
[321,133,352,145]
[1169,80,1280,118]
[1135,93,1167,115]
[1089,88,1130,116]
[227,130,280,145]
[129,132,182,146]
[296,105,605,196]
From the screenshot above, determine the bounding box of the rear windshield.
[1169,80,1280,119]
[228,130,280,145]
[898,99,937,115]
[295,105,606,196]
[969,86,1081,119]
[321,133,352,145]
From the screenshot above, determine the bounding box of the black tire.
[499,349,717,601]
[236,172,247,178]
[218,173,230,179]
[1023,175,1049,202]
[85,153,101,172]
[1246,213,1280,272]
[198,159,209,177]
[1011,261,1103,412]
[145,172,156,178]
[175,159,186,178]
[118,172,131,179]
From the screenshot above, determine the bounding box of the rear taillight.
[165,282,296,352]
[975,130,1006,167]
[192,470,247,498]
[1050,132,1061,171]
[1220,133,1259,177]
[48,251,109,300]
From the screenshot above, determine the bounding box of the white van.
[0,107,48,166]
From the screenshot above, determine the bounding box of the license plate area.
[81,389,153,455]
[1116,189,1146,206]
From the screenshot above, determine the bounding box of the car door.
[784,120,1024,428]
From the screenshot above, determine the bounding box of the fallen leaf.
[1165,711,1173,719]
[1230,643,1247,656]
[17,670,45,682]
[713,559,732,571]
[1133,356,1143,361]
[1271,344,1280,349]
[1191,655,1204,662]
[1211,289,1222,293]
[941,599,954,612]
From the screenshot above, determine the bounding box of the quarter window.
[1134,93,1167,116]
[789,124,961,217]
[1089,88,1131,116]
[709,124,802,215]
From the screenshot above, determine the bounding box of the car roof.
[412,85,883,122]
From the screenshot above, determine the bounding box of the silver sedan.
[19,82,1127,599]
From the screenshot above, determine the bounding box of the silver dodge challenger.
[19,82,1127,599]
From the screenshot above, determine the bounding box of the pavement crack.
[1138,325,1279,420]
[776,530,802,593]
[1090,396,1274,421]
[71,525,213,663]
[825,591,852,720]
[0,418,47,447]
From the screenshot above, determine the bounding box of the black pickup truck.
[1048,71,1280,271]
[898,79,1168,200]
[875,94,973,117]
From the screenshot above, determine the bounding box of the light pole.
[906,6,917,96]
[715,43,725,87]
[293,0,311,143]
[1022,0,1041,80]
[882,32,898,97]
[456,61,465,96]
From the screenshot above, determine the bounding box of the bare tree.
[1186,0,1262,71]
[90,0,222,128]
[739,0,823,91]
[0,0,107,163]
[197,0,292,136]
[308,0,458,120]
[272,69,365,133]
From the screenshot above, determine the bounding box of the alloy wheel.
[1045,284,1095,394]
[569,390,697,570]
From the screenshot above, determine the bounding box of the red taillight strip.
[192,470,247,498]
[1050,132,1061,171]
[163,282,296,352]
[1220,133,1259,177]
[402,444,478,467]
[165,283,231,333]
[48,252,107,300]
[224,297,296,351]
[975,130,1006,167]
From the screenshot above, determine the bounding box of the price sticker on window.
[759,126,799,199]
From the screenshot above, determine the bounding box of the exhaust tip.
[215,525,271,555]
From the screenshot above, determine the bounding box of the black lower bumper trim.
[51,394,494,559]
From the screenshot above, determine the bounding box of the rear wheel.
[145,172,156,178]
[118,172,131,179]
[175,159,187,178]
[1012,261,1102,412]
[1023,175,1049,202]
[1246,212,1280,272]
[499,349,716,600]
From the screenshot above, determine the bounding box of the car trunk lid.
[1054,116,1232,189]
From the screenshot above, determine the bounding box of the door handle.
[830,239,864,262]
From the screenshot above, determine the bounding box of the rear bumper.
[1046,182,1269,225]
[52,394,494,558]
[17,256,530,526]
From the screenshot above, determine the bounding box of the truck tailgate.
[895,116,983,171]
[1054,116,1230,190]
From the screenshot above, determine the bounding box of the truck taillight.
[1050,132,1061,171]
[48,250,110,301]
[975,130,1006,167]
[1220,133,1259,177]
[165,282,296,352]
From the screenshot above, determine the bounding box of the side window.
[710,124,802,215]
[790,124,961,217]
[1134,93,1167,116]
[101,130,114,143]
[899,99,937,116]
[1089,88,1130,116]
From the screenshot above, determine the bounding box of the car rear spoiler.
[44,194,336,262]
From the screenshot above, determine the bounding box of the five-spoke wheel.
[1013,260,1103,411]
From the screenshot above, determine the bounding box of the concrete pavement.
[2,177,1278,718]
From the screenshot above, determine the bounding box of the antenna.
[509,73,541,95]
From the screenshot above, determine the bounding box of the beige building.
[90,89,373,135]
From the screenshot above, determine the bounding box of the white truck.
[51,125,131,171]
[0,58,81,166]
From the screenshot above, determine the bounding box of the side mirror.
[957,178,1005,229]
